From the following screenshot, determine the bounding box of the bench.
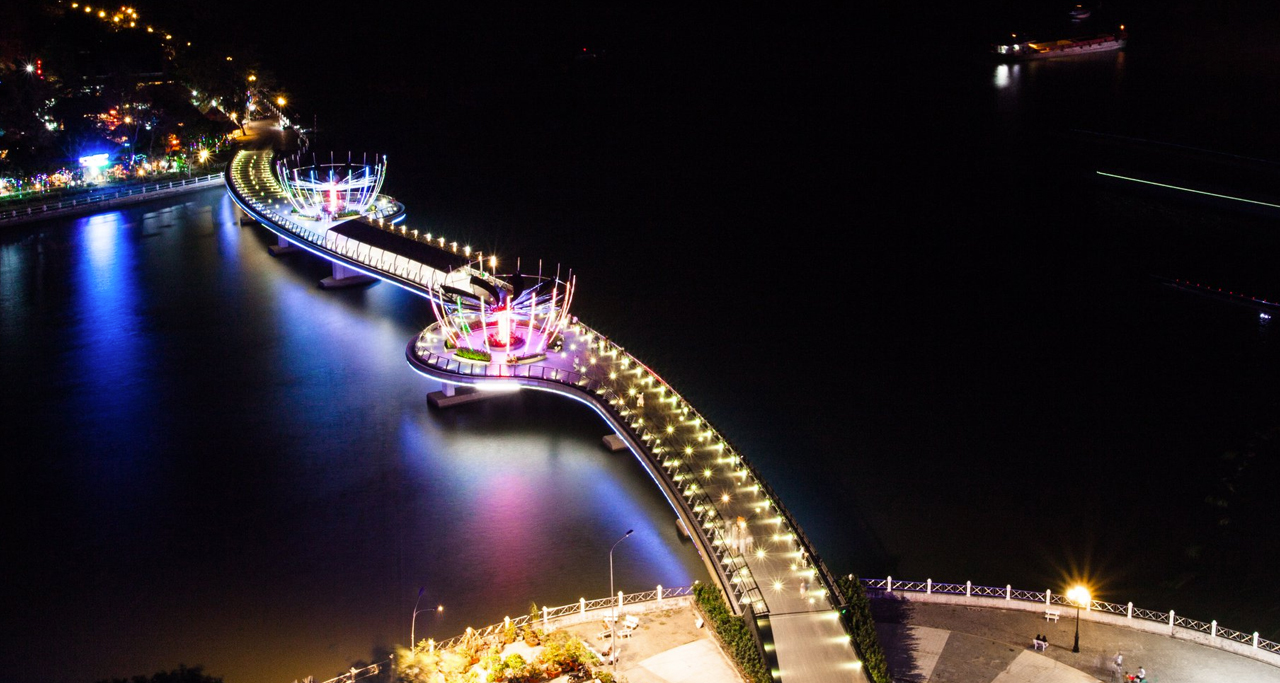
[1032,639,1047,652]
[1044,609,1061,622]
[618,615,640,638]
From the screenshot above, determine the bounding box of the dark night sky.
[176,0,1280,620]
[9,3,1280,678]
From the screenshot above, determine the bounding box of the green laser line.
[1096,171,1280,209]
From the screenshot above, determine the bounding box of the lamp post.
[1067,585,1090,654]
[609,529,634,672]
[410,587,427,653]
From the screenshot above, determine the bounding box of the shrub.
[455,347,492,362]
[539,630,598,671]
[693,584,770,683]
[396,645,441,682]
[836,574,890,683]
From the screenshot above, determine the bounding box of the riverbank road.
[874,599,1280,682]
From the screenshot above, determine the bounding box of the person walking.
[1114,652,1123,671]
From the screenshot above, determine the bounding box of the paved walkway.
[874,599,1280,682]
[560,604,743,683]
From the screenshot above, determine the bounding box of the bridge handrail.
[560,333,850,616]
[553,328,855,638]
[0,171,225,221]
[862,576,1280,656]
[229,150,508,294]
[429,585,695,651]
[233,143,852,674]
[411,341,768,614]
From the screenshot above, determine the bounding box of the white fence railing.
[0,173,224,221]
[862,576,1280,663]
[292,587,693,683]
[429,585,695,651]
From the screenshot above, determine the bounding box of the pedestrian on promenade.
[1135,666,1146,682]
[1114,652,1123,670]
[799,579,809,599]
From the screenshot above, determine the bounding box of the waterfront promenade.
[876,600,1280,682]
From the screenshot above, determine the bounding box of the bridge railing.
[555,327,854,634]
[411,337,769,617]
[0,172,225,221]
[863,576,1280,661]
[230,150,505,295]
[429,585,695,651]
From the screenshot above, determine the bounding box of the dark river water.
[1,195,706,683]
[8,2,1280,682]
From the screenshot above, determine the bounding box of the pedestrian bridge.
[226,145,868,683]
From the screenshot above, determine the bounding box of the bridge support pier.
[268,236,300,256]
[602,434,628,452]
[320,263,376,289]
[427,385,495,409]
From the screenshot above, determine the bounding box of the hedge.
[455,347,492,362]
[836,574,890,683]
[693,584,771,683]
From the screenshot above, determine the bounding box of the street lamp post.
[609,529,634,673]
[410,587,427,653]
[1067,585,1090,654]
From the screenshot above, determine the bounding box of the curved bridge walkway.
[226,138,867,683]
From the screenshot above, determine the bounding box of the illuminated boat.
[993,26,1126,59]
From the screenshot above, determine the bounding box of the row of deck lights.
[563,322,815,613]
[248,150,858,668]
[236,152,508,289]
[376,200,836,619]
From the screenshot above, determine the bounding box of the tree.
[95,664,223,683]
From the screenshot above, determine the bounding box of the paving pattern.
[874,599,1280,683]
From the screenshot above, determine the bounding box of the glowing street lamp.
[609,529,634,673]
[276,96,287,107]
[410,587,429,652]
[1067,585,1090,653]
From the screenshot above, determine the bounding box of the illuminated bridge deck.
[226,141,869,683]
[406,326,867,682]
[228,149,492,300]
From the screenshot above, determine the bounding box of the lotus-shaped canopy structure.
[277,152,387,219]
[429,263,576,357]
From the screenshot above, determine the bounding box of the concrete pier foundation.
[602,434,628,452]
[268,235,300,256]
[427,385,495,409]
[319,263,376,288]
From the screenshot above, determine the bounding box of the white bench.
[618,615,640,638]
[1044,609,1061,622]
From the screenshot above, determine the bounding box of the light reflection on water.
[3,190,706,683]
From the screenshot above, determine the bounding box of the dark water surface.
[8,3,1280,682]
[1,194,706,683]
[285,1,1280,635]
